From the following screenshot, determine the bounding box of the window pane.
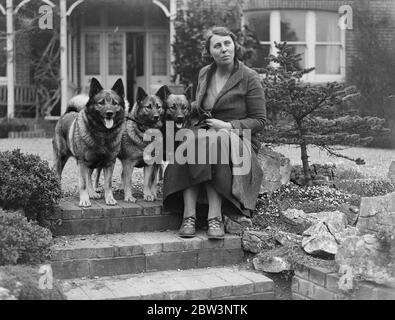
[85,34,100,75]
[316,45,341,74]
[136,35,144,77]
[316,12,340,42]
[152,34,167,76]
[251,45,270,68]
[108,34,124,75]
[244,11,270,42]
[281,11,306,42]
[288,45,306,70]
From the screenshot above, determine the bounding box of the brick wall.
[292,263,395,300]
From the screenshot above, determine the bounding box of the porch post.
[60,0,68,115]
[169,0,176,81]
[6,0,14,119]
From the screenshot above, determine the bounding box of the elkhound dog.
[116,86,167,203]
[52,78,126,207]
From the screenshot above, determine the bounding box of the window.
[85,34,100,75]
[245,10,345,82]
[0,15,6,77]
[151,34,167,76]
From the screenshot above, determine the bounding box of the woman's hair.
[202,26,240,65]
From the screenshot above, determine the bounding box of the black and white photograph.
[0,0,395,304]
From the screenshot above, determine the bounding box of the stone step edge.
[61,266,274,300]
[50,200,165,220]
[51,232,242,261]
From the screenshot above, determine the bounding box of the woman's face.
[209,34,235,66]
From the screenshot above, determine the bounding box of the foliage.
[334,179,395,198]
[0,2,61,118]
[0,149,61,222]
[257,183,352,217]
[0,265,66,300]
[349,2,395,148]
[0,209,53,266]
[0,119,29,139]
[258,42,390,185]
[335,168,367,181]
[291,163,336,185]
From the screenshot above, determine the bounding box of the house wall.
[242,0,395,81]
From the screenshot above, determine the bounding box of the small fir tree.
[259,42,390,185]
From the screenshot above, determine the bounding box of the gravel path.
[1,138,394,198]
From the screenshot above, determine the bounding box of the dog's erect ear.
[136,87,148,103]
[89,78,104,99]
[156,85,171,102]
[111,79,125,99]
[184,85,194,102]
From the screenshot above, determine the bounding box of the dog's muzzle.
[104,111,115,129]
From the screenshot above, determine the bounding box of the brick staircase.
[50,199,274,300]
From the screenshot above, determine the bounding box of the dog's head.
[86,78,126,130]
[159,86,193,130]
[129,87,165,129]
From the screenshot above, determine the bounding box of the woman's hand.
[205,119,233,131]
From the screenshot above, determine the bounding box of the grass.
[1,138,394,197]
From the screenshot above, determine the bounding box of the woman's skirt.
[163,129,263,218]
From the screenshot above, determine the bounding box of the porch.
[0,0,178,119]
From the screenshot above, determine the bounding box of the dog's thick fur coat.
[52,78,126,207]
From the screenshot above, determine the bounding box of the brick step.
[61,266,274,300]
[51,231,244,279]
[49,199,182,236]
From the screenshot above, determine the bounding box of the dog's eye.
[171,105,176,109]
[145,105,152,109]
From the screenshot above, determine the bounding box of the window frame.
[245,10,346,83]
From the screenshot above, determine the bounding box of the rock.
[336,233,395,287]
[0,287,16,301]
[339,203,360,226]
[302,211,348,257]
[281,209,327,230]
[253,254,291,273]
[274,230,303,247]
[242,230,276,253]
[224,214,252,235]
[387,161,395,183]
[257,146,292,193]
[357,192,395,236]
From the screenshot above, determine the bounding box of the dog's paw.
[125,195,137,203]
[144,192,155,202]
[105,194,117,206]
[79,198,92,207]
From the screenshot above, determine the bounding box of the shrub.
[0,265,66,300]
[0,119,29,139]
[257,183,352,216]
[0,209,53,266]
[0,149,61,221]
[334,179,395,197]
[291,164,337,185]
[335,168,367,180]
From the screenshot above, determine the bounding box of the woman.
[163,26,266,239]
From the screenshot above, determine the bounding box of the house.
[1,0,394,119]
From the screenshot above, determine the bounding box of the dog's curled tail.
[66,94,90,114]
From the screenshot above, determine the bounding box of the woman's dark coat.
[163,61,267,217]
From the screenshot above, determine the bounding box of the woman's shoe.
[178,216,196,238]
[207,217,225,239]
